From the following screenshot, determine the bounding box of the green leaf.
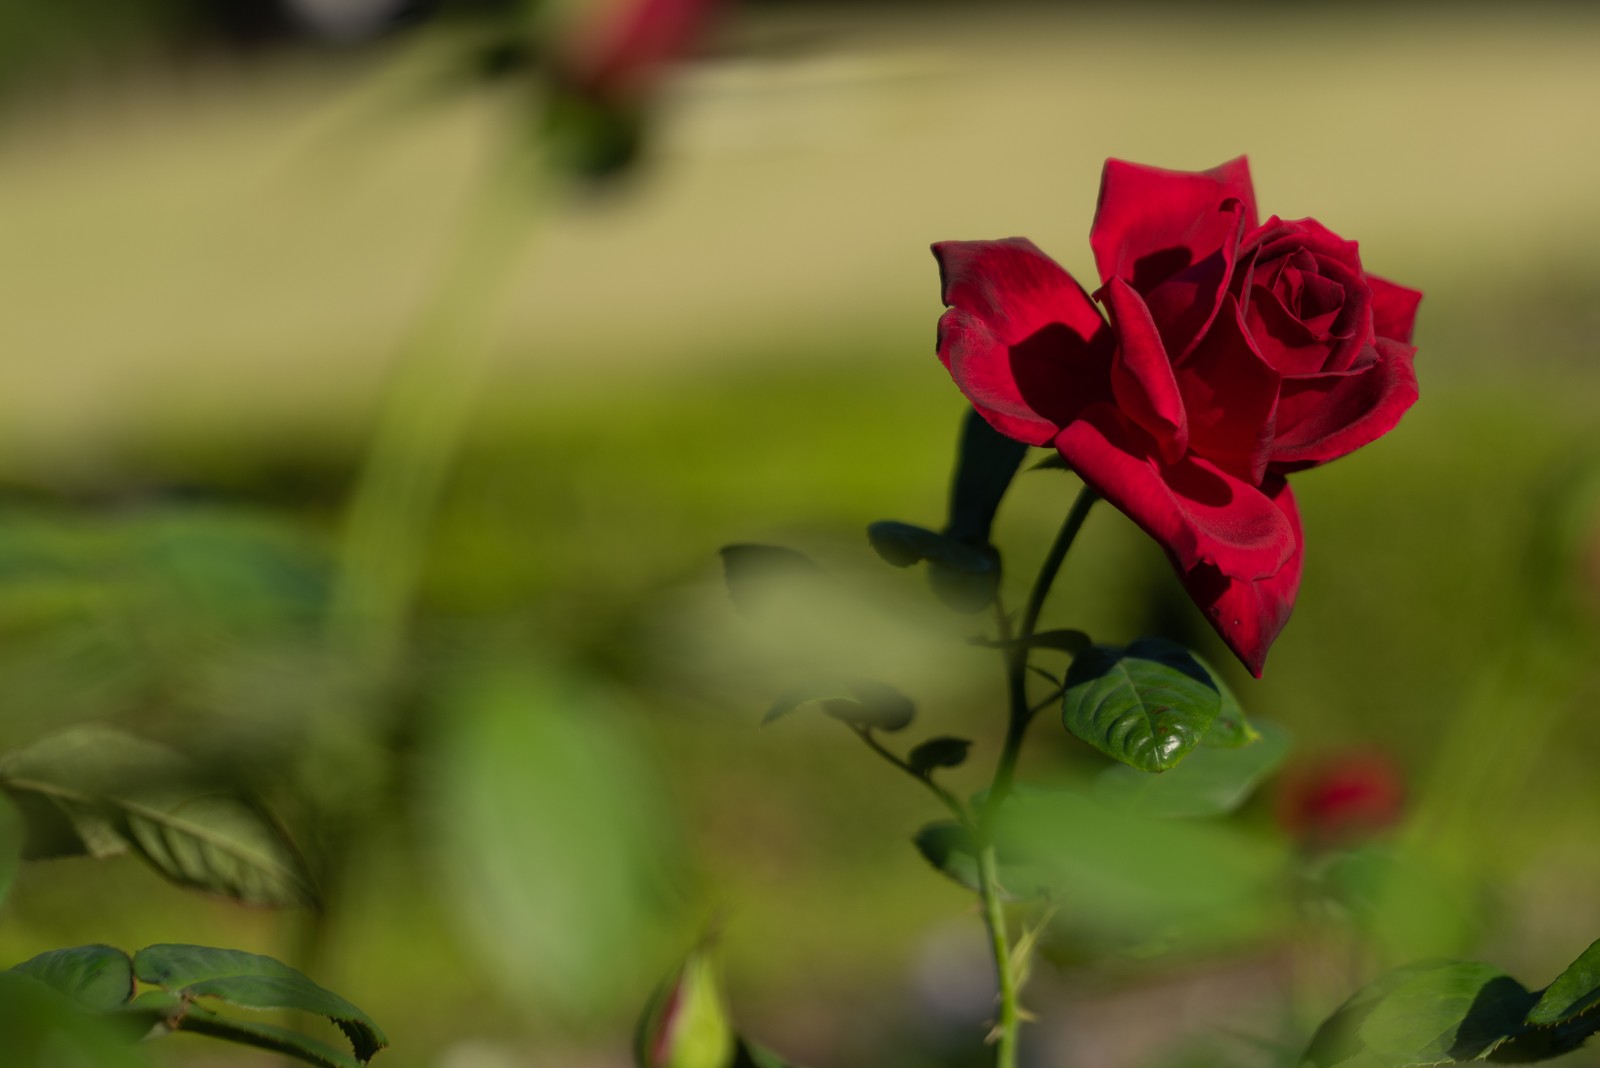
[865,521,946,568]
[912,821,981,893]
[908,737,972,774]
[1527,937,1600,1026]
[944,409,1029,546]
[0,791,20,903]
[5,945,134,1010]
[763,679,915,732]
[0,726,316,907]
[0,971,153,1068]
[1194,654,1258,749]
[1094,721,1290,819]
[177,1003,367,1068]
[718,545,823,616]
[132,944,387,1062]
[1061,639,1221,772]
[1355,961,1536,1065]
[432,667,671,1015]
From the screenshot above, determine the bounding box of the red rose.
[933,157,1421,675]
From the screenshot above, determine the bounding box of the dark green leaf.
[0,726,315,907]
[132,944,387,1062]
[1061,640,1221,772]
[5,945,134,1010]
[1192,653,1258,748]
[1528,937,1600,1026]
[718,544,823,616]
[944,409,1029,546]
[971,629,1091,656]
[0,972,152,1068]
[908,737,972,774]
[866,521,944,568]
[1094,721,1290,819]
[912,821,981,892]
[177,1003,365,1068]
[927,555,1000,614]
[765,678,915,732]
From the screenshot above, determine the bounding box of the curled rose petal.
[1100,278,1188,461]
[1268,338,1419,470]
[1054,404,1296,582]
[1368,274,1423,343]
[1179,475,1303,677]
[934,239,1113,445]
[1091,157,1259,294]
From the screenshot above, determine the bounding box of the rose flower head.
[934,157,1421,674]
[1276,750,1406,848]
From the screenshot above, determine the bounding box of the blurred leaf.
[972,629,1091,655]
[133,944,386,1062]
[912,820,981,893]
[4,945,133,1011]
[764,678,915,732]
[1061,639,1221,772]
[634,945,734,1068]
[718,545,823,616]
[866,521,945,568]
[944,409,1029,546]
[168,1003,365,1068]
[0,791,19,903]
[864,520,1000,613]
[543,86,645,183]
[927,555,1001,614]
[1318,847,1478,962]
[1094,721,1290,819]
[1194,654,1258,749]
[1356,961,1535,1065]
[1527,937,1600,1026]
[0,972,152,1068]
[908,737,972,774]
[0,726,315,907]
[997,790,1283,944]
[433,666,672,1016]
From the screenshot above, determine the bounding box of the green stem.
[328,150,541,678]
[852,727,969,824]
[977,844,1020,1068]
[975,482,1097,1068]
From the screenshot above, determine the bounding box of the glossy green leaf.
[1356,961,1536,1065]
[908,737,972,774]
[133,944,387,1062]
[0,971,152,1068]
[634,947,734,1068]
[1527,937,1600,1026]
[0,726,315,907]
[1094,721,1289,819]
[5,945,134,1010]
[0,792,20,903]
[1061,639,1221,772]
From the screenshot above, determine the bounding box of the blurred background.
[1,1,1599,1065]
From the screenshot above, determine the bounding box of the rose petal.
[1368,274,1423,343]
[1100,278,1188,461]
[1139,199,1250,362]
[1179,475,1303,676]
[1054,404,1295,583]
[934,239,1113,445]
[1090,156,1259,293]
[1268,338,1419,470]
[1175,293,1281,483]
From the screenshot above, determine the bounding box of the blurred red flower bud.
[1276,751,1405,847]
[560,0,721,102]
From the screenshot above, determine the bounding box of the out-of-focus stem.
[977,843,1019,1068]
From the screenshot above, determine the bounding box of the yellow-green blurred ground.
[0,5,1599,1067]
